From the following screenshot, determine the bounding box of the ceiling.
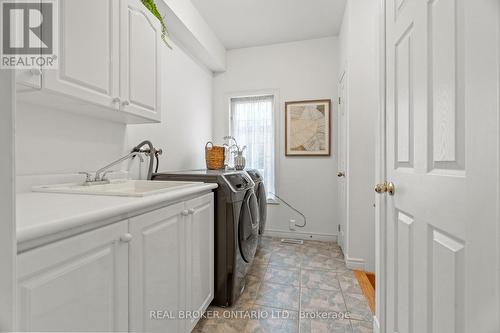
[190,0,347,50]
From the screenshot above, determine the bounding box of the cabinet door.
[17,221,129,332]
[119,0,162,122]
[129,202,186,333]
[43,0,119,109]
[186,193,214,331]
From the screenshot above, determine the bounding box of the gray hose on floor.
[268,192,307,228]
[132,140,155,180]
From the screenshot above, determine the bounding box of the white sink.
[32,179,202,197]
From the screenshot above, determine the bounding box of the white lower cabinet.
[185,195,215,332]
[16,192,214,333]
[17,221,129,332]
[129,193,214,333]
[129,202,187,333]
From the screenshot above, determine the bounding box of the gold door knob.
[374,183,385,193]
[337,172,345,178]
[374,182,395,195]
[386,182,395,195]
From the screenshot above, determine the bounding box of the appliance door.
[256,182,267,235]
[238,190,259,263]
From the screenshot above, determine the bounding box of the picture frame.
[285,99,331,156]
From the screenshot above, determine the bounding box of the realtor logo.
[1,0,58,69]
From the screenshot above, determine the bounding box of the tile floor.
[193,237,373,333]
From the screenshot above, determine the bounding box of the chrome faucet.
[80,152,145,185]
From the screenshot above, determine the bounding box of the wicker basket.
[205,142,225,170]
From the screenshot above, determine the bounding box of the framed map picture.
[285,99,331,156]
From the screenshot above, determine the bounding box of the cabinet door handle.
[121,100,130,106]
[188,208,196,215]
[120,233,133,243]
[181,210,189,216]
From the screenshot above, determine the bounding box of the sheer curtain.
[230,95,275,196]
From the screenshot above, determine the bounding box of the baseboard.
[373,315,380,333]
[263,229,337,242]
[345,256,366,270]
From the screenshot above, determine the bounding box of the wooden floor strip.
[366,272,375,289]
[353,270,375,314]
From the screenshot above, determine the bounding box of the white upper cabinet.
[16,0,162,124]
[120,0,162,122]
[16,221,129,332]
[43,0,120,111]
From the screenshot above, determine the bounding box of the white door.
[129,203,187,333]
[383,0,500,332]
[44,0,120,109]
[185,193,214,332]
[120,0,162,121]
[16,222,129,332]
[337,72,348,253]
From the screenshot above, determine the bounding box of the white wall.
[338,0,379,272]
[127,42,213,175]
[213,37,340,239]
[16,40,213,181]
[16,103,127,176]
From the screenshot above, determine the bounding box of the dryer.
[246,169,267,236]
[152,170,260,306]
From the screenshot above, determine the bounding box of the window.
[230,95,276,196]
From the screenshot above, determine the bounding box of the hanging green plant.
[141,0,173,49]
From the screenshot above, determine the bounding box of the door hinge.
[338,97,341,105]
[338,224,341,232]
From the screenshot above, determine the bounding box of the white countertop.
[17,183,218,252]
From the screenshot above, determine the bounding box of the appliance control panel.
[246,170,262,182]
[222,172,255,193]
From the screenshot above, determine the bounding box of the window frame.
[226,89,280,203]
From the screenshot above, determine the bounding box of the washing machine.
[246,169,267,236]
[152,169,260,306]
